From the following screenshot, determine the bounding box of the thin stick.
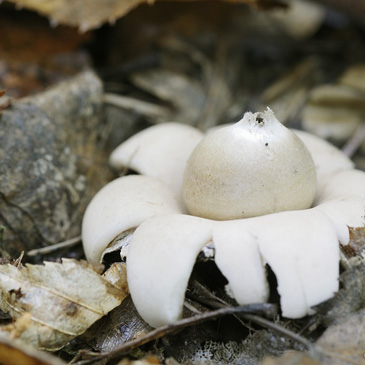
[341,124,365,158]
[103,93,171,119]
[73,304,274,365]
[243,313,316,351]
[187,286,315,352]
[27,236,81,256]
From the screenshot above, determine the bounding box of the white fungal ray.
[213,221,269,305]
[82,175,182,264]
[313,169,365,244]
[109,122,203,206]
[127,214,214,328]
[315,197,365,245]
[230,210,339,319]
[316,169,365,202]
[127,209,340,327]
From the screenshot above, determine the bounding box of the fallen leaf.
[343,227,365,258]
[0,71,111,257]
[6,0,147,31]
[0,89,11,112]
[316,308,365,365]
[302,64,365,143]
[131,69,207,125]
[314,261,365,327]
[260,58,318,125]
[118,356,161,365]
[0,259,128,350]
[5,0,282,31]
[262,351,321,365]
[83,296,152,353]
[0,333,66,365]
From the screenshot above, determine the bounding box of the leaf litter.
[1,1,365,364]
[0,259,128,351]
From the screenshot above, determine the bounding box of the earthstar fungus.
[82,109,365,328]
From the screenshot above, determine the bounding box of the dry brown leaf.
[0,89,11,112]
[0,71,112,257]
[0,333,66,365]
[83,296,152,353]
[0,259,128,351]
[118,355,161,364]
[6,0,147,31]
[343,227,365,258]
[262,351,321,365]
[314,261,365,327]
[5,0,265,31]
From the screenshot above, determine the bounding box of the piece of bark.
[0,70,113,257]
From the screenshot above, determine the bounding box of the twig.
[341,124,365,158]
[72,304,274,365]
[243,313,316,352]
[103,93,171,120]
[27,236,81,256]
[187,283,316,353]
[183,300,202,315]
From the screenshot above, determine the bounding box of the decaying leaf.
[316,308,365,365]
[262,351,321,365]
[343,227,365,258]
[101,229,135,262]
[180,329,309,365]
[5,0,147,31]
[4,0,284,31]
[314,261,365,327]
[131,70,207,125]
[0,71,112,257]
[0,333,66,365]
[83,296,152,353]
[262,306,365,365]
[260,58,319,125]
[302,64,365,144]
[264,0,325,39]
[0,89,11,112]
[0,259,128,351]
[118,356,162,365]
